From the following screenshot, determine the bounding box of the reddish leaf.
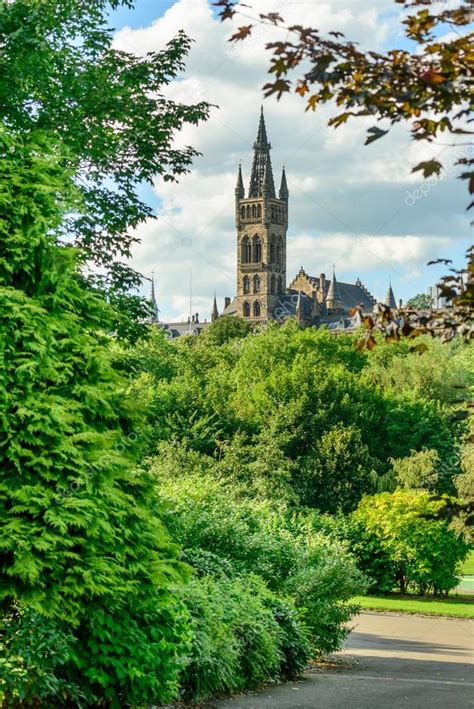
[229,25,253,42]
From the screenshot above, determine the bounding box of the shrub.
[152,445,367,655]
[180,576,310,702]
[0,606,82,708]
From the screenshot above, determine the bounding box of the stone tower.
[235,108,288,321]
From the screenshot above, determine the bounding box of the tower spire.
[326,267,342,311]
[235,162,244,199]
[149,272,159,324]
[279,165,288,200]
[211,291,219,322]
[385,278,397,309]
[248,108,275,198]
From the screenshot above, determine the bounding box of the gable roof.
[302,273,376,312]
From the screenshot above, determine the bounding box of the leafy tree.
[0,0,209,337]
[353,491,470,595]
[217,0,472,199]
[296,425,376,513]
[390,449,440,491]
[406,293,434,309]
[363,336,473,405]
[0,129,189,704]
[206,314,253,345]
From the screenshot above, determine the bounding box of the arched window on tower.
[270,275,276,295]
[243,301,251,318]
[269,235,276,263]
[257,204,262,219]
[253,275,261,294]
[246,205,251,219]
[243,275,250,294]
[253,301,261,317]
[241,206,245,220]
[276,236,283,265]
[252,204,257,218]
[241,236,251,264]
[271,206,275,220]
[277,276,283,294]
[252,235,262,263]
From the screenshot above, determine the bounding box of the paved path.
[210,612,474,709]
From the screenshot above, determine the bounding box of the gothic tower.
[235,108,288,321]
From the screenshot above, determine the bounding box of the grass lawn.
[351,594,474,619]
[461,550,474,576]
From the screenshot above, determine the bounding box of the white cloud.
[114,0,469,321]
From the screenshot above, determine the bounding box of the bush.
[352,491,470,595]
[152,445,367,655]
[180,576,310,702]
[0,606,82,708]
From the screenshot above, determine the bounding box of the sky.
[109,0,472,323]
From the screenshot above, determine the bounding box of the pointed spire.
[149,272,159,324]
[385,278,397,309]
[211,291,219,322]
[235,162,244,199]
[326,267,342,310]
[248,108,275,198]
[255,105,269,147]
[279,166,288,200]
[261,152,274,195]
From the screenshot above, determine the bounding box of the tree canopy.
[0,0,209,337]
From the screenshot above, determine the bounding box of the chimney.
[224,296,231,309]
[320,273,326,292]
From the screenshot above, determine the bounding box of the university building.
[154,109,397,336]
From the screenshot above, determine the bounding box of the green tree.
[0,0,209,337]
[297,425,376,513]
[406,294,434,309]
[390,449,440,491]
[353,491,470,595]
[0,130,189,705]
[206,315,252,345]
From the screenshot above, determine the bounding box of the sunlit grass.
[351,594,474,618]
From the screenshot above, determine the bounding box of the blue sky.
[109,0,471,322]
[109,1,175,30]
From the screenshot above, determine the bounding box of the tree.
[0,129,190,704]
[406,293,434,309]
[390,449,439,491]
[217,0,473,200]
[206,315,252,345]
[353,491,470,595]
[297,425,376,513]
[0,0,209,338]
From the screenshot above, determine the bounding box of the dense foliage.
[121,321,465,513]
[152,447,366,653]
[0,130,190,706]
